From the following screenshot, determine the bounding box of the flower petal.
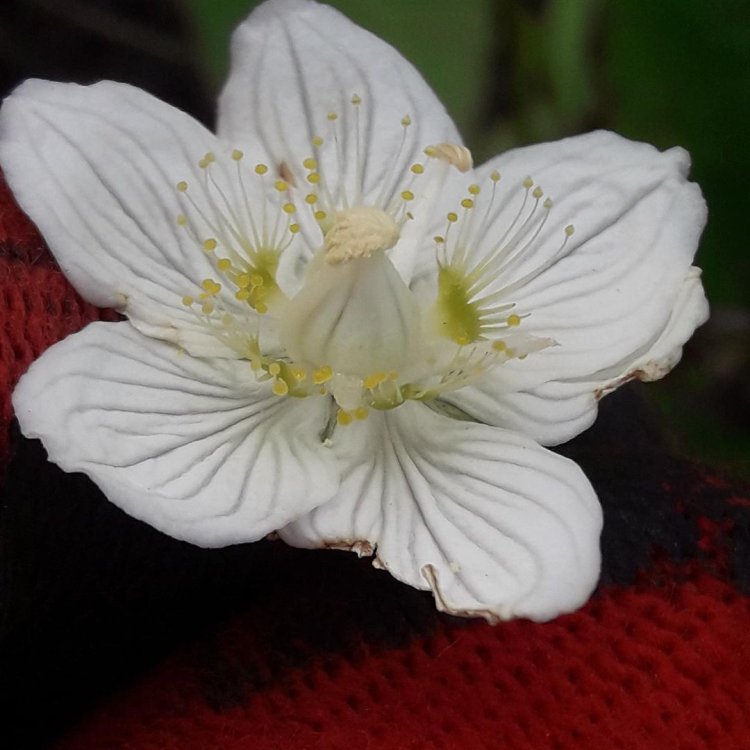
[0,79,275,357]
[281,401,602,622]
[448,266,709,445]
[218,0,461,207]
[449,131,706,392]
[12,321,339,546]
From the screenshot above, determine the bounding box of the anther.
[565,225,575,237]
[182,295,194,306]
[401,190,415,201]
[523,177,534,189]
[532,187,543,199]
[351,94,362,106]
[203,238,217,251]
[410,163,424,174]
[468,184,481,195]
[176,181,188,192]
[490,170,501,182]
[274,180,289,192]
[303,157,317,170]
[327,112,338,121]
[461,198,474,209]
[272,379,289,396]
[507,314,521,327]
[255,163,269,175]
[231,149,244,161]
[432,143,473,172]
[401,115,412,127]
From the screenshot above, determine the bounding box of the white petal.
[448,267,709,445]
[12,321,339,545]
[218,0,461,207]
[281,401,601,622]
[455,131,706,391]
[0,79,274,357]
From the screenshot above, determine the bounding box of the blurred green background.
[187,0,750,480]
[2,0,749,477]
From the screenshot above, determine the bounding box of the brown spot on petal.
[277,162,297,187]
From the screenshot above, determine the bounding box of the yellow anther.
[201,302,215,315]
[523,177,534,189]
[490,170,501,182]
[354,407,369,421]
[565,225,575,237]
[305,193,318,204]
[327,112,338,121]
[424,146,437,157]
[182,295,194,306]
[337,409,353,426]
[434,235,445,244]
[176,181,188,192]
[231,149,244,161]
[176,214,187,226]
[275,179,289,192]
[283,202,296,214]
[307,172,320,184]
[351,94,362,105]
[235,289,250,301]
[455,333,471,346]
[532,187,543,199]
[410,163,424,174]
[268,362,281,376]
[256,301,268,314]
[401,115,412,127]
[272,379,289,396]
[250,274,264,287]
[255,163,269,175]
[201,279,221,295]
[303,157,317,169]
[401,190,415,201]
[461,198,474,209]
[313,366,333,384]
[217,258,232,272]
[447,212,458,223]
[363,372,387,390]
[492,340,507,352]
[314,210,327,221]
[237,273,251,288]
[544,198,553,209]
[507,314,521,327]
[468,184,481,195]
[312,135,324,147]
[289,223,301,234]
[203,238,217,251]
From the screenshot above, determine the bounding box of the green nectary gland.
[435,265,481,345]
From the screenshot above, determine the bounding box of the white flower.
[0,0,707,623]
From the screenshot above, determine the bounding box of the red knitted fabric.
[1,169,749,750]
[0,171,116,464]
[52,570,750,750]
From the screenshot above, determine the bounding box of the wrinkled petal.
[218,0,461,209]
[435,131,706,396]
[448,266,709,445]
[281,401,601,622]
[12,321,339,545]
[0,79,283,357]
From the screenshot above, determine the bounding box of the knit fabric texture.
[1,170,749,750]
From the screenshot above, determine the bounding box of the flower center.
[171,94,575,427]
